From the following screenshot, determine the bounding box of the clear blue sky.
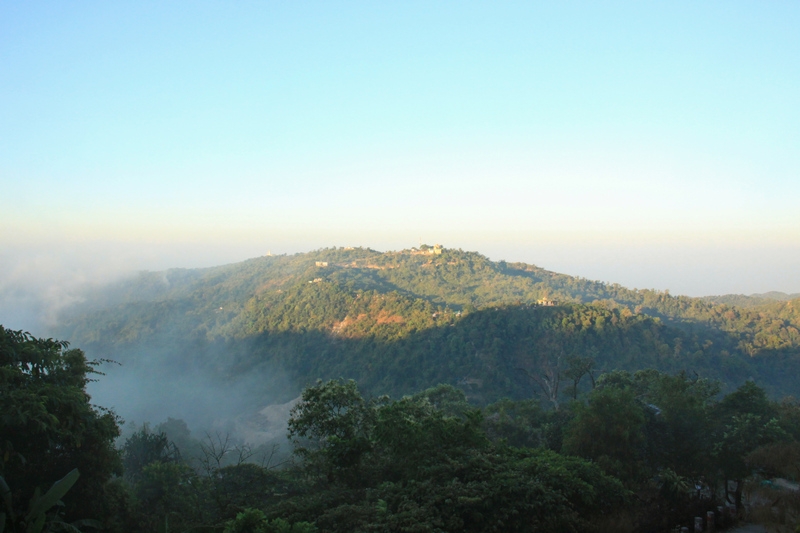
[1,1,799,304]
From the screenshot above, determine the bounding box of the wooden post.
[694,516,703,532]
[706,510,714,531]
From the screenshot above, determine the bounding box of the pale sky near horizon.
[1,1,799,326]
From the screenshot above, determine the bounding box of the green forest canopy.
[53,246,800,403]
[5,324,800,532]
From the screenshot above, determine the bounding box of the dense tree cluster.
[5,324,800,532]
[0,327,123,532]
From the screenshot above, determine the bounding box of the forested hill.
[702,291,800,308]
[54,246,800,402]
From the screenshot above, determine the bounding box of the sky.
[2,1,799,329]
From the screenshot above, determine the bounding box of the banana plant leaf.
[25,469,79,526]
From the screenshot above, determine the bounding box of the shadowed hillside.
[52,247,800,406]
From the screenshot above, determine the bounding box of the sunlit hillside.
[54,246,800,404]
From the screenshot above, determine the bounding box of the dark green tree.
[630,370,719,481]
[280,379,628,532]
[121,424,181,484]
[562,386,647,485]
[0,326,122,529]
[713,381,787,510]
[287,379,378,486]
[564,355,596,400]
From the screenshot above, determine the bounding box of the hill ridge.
[51,246,800,405]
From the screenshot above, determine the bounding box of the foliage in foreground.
[0,326,123,532]
[6,325,800,532]
[272,380,629,533]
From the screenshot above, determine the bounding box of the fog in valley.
[86,342,298,445]
[0,245,302,457]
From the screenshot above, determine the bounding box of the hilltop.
[54,246,800,405]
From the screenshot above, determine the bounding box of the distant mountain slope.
[701,292,800,308]
[52,247,800,403]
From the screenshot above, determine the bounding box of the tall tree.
[0,326,122,529]
[562,386,647,484]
